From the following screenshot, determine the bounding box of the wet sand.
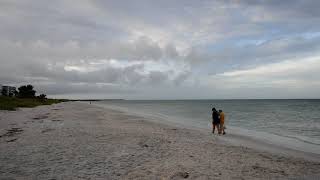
[0,102,320,179]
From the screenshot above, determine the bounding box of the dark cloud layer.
[1,0,320,98]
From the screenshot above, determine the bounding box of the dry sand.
[0,102,320,179]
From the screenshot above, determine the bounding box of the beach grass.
[0,96,67,110]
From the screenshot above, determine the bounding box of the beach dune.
[0,102,319,179]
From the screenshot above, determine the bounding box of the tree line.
[1,84,47,100]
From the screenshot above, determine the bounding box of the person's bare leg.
[218,124,221,134]
[212,124,215,133]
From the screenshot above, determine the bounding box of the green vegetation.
[0,84,68,110]
[0,96,67,111]
[17,84,36,98]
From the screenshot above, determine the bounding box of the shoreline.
[91,101,320,162]
[1,102,320,179]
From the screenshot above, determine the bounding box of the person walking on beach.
[219,110,226,135]
[212,108,220,134]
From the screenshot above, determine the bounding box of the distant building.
[1,85,16,96]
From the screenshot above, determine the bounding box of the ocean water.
[95,99,320,154]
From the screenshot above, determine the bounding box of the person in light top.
[219,110,226,135]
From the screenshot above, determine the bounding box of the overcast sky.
[1,0,320,99]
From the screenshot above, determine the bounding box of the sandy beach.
[0,102,320,179]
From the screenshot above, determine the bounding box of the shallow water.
[95,99,320,154]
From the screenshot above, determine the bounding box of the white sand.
[0,102,320,179]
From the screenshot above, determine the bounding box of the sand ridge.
[0,102,320,179]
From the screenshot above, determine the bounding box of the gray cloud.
[34,82,136,96]
[1,0,320,98]
[238,0,320,18]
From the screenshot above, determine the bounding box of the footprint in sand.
[171,171,190,179]
[41,128,55,133]
[33,115,49,120]
[0,128,23,142]
[6,138,17,143]
[0,127,23,138]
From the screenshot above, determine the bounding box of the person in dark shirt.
[211,108,220,134]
